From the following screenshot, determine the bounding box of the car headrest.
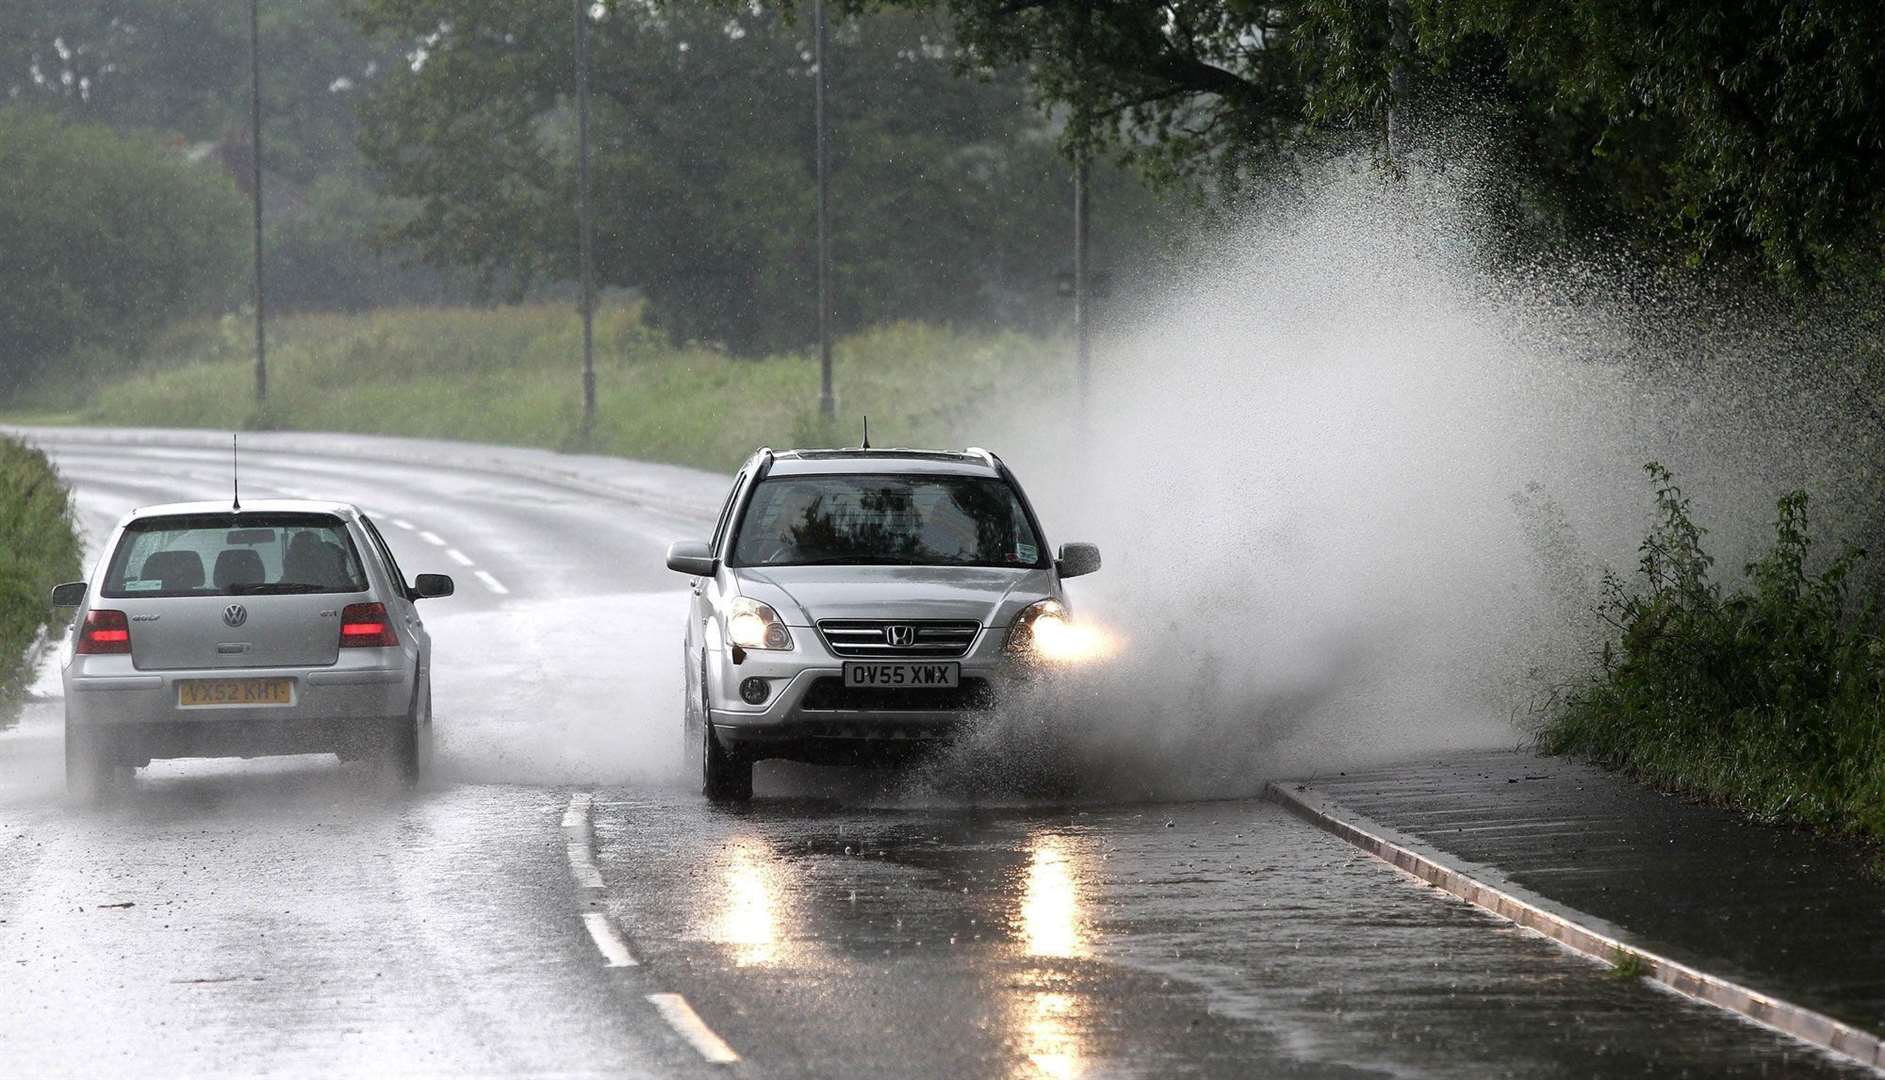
[213,548,267,591]
[141,550,205,592]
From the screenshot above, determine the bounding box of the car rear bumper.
[64,658,414,737]
[77,715,408,764]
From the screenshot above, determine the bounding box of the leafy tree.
[874,0,1885,288]
[352,0,1180,354]
[0,109,248,392]
[0,0,469,311]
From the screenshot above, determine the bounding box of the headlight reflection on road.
[1019,837,1088,959]
[1011,836,1093,1077]
[714,841,782,966]
[1022,992,1084,1080]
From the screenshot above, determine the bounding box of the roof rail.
[964,446,998,469]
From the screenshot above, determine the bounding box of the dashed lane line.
[391,518,416,530]
[445,548,475,567]
[562,793,742,1066]
[474,570,511,595]
[647,994,742,1065]
[562,793,605,889]
[582,912,639,968]
[417,530,447,546]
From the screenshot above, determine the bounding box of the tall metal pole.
[249,0,267,406]
[575,0,597,440]
[1072,3,1091,418]
[814,0,835,419]
[1073,153,1089,412]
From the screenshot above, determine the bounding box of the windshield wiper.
[780,556,925,566]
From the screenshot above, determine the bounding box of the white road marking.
[445,548,475,567]
[474,570,510,595]
[582,912,639,968]
[646,994,741,1065]
[562,793,605,889]
[391,518,416,530]
[417,530,447,546]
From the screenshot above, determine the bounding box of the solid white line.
[646,994,740,1065]
[417,530,447,546]
[474,570,510,595]
[391,519,415,531]
[582,912,639,968]
[445,548,475,566]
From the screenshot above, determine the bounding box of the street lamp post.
[249,0,266,406]
[814,0,835,420]
[575,0,597,441]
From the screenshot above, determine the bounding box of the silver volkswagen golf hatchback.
[52,500,453,793]
[666,447,1101,801]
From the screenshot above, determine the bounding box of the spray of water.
[914,156,1881,801]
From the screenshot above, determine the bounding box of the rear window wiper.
[227,582,331,595]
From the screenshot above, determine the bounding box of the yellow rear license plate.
[178,678,295,708]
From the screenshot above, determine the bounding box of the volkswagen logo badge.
[222,604,248,629]
[885,624,917,648]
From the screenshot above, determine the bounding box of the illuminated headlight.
[726,597,793,651]
[1005,599,1108,664]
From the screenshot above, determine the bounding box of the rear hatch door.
[122,593,347,671]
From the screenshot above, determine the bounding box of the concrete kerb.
[1263,780,1885,1074]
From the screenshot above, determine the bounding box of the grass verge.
[9,304,1071,472]
[1542,463,1885,842]
[0,437,81,715]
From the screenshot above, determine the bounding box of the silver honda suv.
[666,447,1101,801]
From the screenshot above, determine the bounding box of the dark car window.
[102,513,369,598]
[360,516,411,597]
[730,473,1046,568]
[710,470,747,555]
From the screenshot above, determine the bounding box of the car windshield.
[101,513,369,598]
[731,473,1046,568]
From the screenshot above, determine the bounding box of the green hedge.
[0,438,81,711]
[1544,464,1885,840]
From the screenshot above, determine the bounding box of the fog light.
[739,677,770,705]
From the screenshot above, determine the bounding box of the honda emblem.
[885,624,917,648]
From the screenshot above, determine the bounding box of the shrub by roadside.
[1543,464,1885,841]
[0,437,81,712]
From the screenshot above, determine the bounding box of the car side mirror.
[413,573,455,599]
[666,540,718,577]
[49,581,87,608]
[1056,543,1101,579]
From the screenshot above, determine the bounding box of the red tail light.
[77,609,132,655]
[339,602,399,648]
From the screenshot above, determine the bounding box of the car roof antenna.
[231,434,242,511]
[861,416,871,450]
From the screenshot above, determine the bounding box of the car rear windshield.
[731,474,1047,568]
[101,513,369,598]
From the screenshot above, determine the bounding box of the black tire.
[64,722,116,798]
[387,711,422,787]
[701,719,752,803]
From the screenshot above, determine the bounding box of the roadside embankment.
[5,304,1068,472]
[0,437,81,713]
[1270,750,1885,1071]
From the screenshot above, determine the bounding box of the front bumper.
[706,624,1019,762]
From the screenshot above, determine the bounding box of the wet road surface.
[0,431,1869,1077]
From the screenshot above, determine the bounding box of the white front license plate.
[842,662,960,689]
